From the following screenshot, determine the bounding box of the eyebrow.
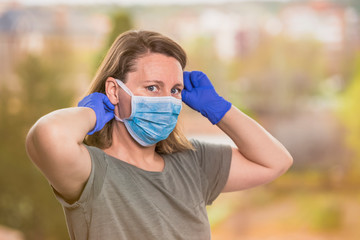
[144,80,184,88]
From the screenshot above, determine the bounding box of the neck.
[103,122,164,172]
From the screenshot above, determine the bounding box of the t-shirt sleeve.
[52,145,108,209]
[191,139,232,205]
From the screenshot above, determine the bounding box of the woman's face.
[116,53,184,119]
[126,53,184,98]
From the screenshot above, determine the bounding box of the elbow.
[276,152,293,176]
[25,117,58,164]
[25,127,35,160]
[26,119,46,164]
[26,125,40,166]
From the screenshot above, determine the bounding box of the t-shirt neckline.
[103,152,169,176]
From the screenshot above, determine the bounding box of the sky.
[2,0,291,6]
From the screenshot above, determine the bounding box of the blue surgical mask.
[114,79,182,147]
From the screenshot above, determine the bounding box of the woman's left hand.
[182,71,231,124]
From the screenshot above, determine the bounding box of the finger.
[191,71,211,88]
[190,71,202,88]
[104,112,115,123]
[77,94,91,107]
[181,89,189,103]
[102,94,115,111]
[183,71,193,91]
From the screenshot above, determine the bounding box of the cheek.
[117,90,132,119]
[174,93,182,99]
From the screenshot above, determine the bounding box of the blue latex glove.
[77,92,115,135]
[182,71,232,124]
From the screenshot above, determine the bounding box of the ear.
[105,77,119,105]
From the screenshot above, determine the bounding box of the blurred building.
[197,8,263,60]
[0,2,109,81]
[280,0,359,52]
[173,5,267,60]
[172,1,360,60]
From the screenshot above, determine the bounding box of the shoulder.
[190,139,232,163]
[167,139,232,166]
[84,145,107,162]
[58,145,109,205]
[83,144,109,176]
[167,139,232,205]
[85,144,104,157]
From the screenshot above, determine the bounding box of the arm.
[182,71,293,192]
[26,107,94,202]
[25,93,114,202]
[217,106,293,192]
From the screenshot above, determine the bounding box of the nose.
[163,90,172,97]
[160,87,173,97]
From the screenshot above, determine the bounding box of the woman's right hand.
[78,92,115,135]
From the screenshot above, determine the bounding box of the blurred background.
[0,0,359,239]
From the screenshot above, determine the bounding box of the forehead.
[133,53,183,82]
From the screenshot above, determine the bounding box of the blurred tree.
[0,38,74,240]
[93,10,134,74]
[338,53,360,184]
[333,0,360,12]
[226,36,327,115]
[185,36,223,79]
[1,9,134,239]
[184,36,233,104]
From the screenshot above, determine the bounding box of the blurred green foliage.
[93,10,134,74]
[0,38,74,239]
[334,0,360,12]
[184,35,255,117]
[0,10,134,239]
[296,192,343,232]
[226,37,329,115]
[338,53,360,184]
[1,3,360,238]
[210,171,359,238]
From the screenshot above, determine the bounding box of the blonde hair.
[84,30,193,154]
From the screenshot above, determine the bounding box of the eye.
[171,88,182,95]
[146,85,158,92]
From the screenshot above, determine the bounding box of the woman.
[26,30,293,240]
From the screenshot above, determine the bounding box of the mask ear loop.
[114,114,124,122]
[114,79,133,122]
[115,79,133,96]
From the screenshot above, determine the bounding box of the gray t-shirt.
[54,140,232,240]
